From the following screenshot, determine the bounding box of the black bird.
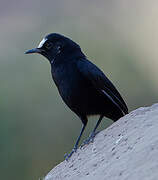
[25,33,128,160]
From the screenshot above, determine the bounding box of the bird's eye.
[45,41,53,49]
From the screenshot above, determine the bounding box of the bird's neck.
[50,48,86,65]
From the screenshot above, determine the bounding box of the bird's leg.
[64,119,87,161]
[81,115,104,146]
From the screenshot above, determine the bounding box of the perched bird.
[25,33,128,160]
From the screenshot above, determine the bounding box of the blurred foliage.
[1,0,158,180]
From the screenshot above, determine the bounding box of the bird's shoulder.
[77,58,110,84]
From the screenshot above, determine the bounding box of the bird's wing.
[77,59,128,115]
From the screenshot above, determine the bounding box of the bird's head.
[25,33,84,63]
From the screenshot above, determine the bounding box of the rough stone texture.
[44,104,158,180]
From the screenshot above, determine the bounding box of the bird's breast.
[51,63,92,108]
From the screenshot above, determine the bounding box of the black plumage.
[25,33,128,160]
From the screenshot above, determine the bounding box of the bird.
[25,33,128,160]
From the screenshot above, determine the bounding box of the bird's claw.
[81,131,99,147]
[82,137,94,146]
[64,147,77,161]
[81,136,94,147]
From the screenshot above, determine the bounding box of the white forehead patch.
[38,38,48,48]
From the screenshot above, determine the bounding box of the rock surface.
[44,104,158,180]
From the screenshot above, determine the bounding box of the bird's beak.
[25,48,42,54]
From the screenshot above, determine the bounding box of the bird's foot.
[64,146,77,161]
[81,131,99,147]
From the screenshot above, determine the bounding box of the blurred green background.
[1,0,158,179]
